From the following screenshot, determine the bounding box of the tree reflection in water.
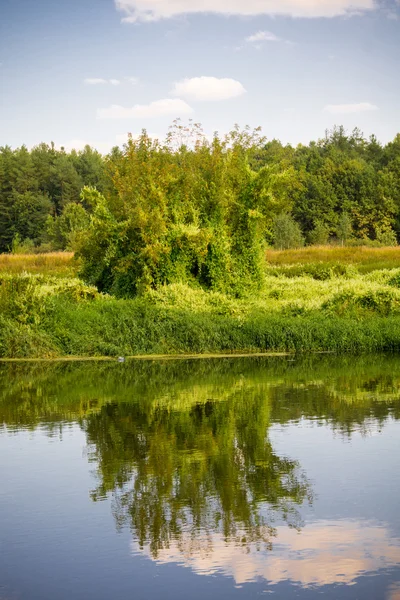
[84,392,313,558]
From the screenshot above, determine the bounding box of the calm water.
[1,355,400,600]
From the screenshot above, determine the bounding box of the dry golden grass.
[0,252,76,276]
[266,246,400,271]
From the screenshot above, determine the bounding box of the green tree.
[308,220,330,245]
[0,190,51,251]
[272,213,304,250]
[337,212,353,245]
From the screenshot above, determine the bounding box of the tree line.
[1,123,400,293]
[0,142,108,252]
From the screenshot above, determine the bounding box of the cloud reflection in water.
[132,519,400,589]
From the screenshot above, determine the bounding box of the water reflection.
[1,355,400,597]
[132,520,400,587]
[389,583,400,600]
[85,398,312,556]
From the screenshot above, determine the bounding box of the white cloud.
[245,30,281,43]
[115,0,375,22]
[172,77,246,101]
[97,98,194,119]
[84,78,121,85]
[323,102,379,114]
[124,76,139,84]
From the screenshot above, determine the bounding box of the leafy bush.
[76,128,286,297]
[322,289,400,317]
[0,273,99,325]
[11,234,35,254]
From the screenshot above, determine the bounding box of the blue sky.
[0,0,399,151]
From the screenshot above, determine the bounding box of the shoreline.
[3,249,400,360]
[0,351,300,364]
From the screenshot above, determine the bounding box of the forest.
[0,126,399,246]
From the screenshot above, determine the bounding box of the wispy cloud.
[245,31,281,43]
[115,0,375,22]
[243,30,293,48]
[84,78,121,85]
[172,77,246,101]
[323,102,379,114]
[97,98,194,119]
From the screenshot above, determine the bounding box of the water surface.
[1,355,400,599]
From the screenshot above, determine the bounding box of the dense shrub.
[76,129,285,297]
[322,288,400,317]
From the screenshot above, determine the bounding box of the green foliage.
[76,127,279,296]
[5,260,400,357]
[307,220,330,245]
[0,142,106,252]
[45,202,90,250]
[11,234,35,255]
[376,226,398,247]
[273,213,304,250]
[322,288,400,317]
[266,262,357,280]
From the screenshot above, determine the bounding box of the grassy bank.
[2,247,400,358]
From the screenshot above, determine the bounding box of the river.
[0,355,399,599]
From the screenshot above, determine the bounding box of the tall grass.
[0,252,75,276]
[266,246,400,272]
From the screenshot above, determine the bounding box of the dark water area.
[1,355,400,600]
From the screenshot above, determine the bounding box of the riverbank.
[2,248,400,358]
